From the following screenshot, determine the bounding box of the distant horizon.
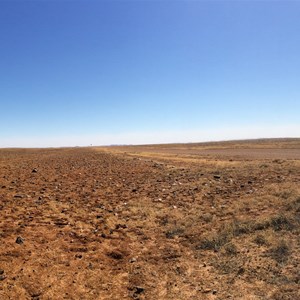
[1,123,299,148]
[1,1,299,148]
[2,136,300,150]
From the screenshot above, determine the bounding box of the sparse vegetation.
[254,233,269,246]
[165,228,184,239]
[224,242,238,255]
[197,231,230,251]
[270,215,294,231]
[269,240,290,263]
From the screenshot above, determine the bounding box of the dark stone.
[107,251,123,260]
[16,236,24,244]
[115,224,127,230]
[0,275,6,281]
[32,168,38,173]
[134,287,145,294]
[0,269,4,275]
[213,175,221,179]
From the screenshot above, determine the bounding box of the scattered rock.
[54,220,69,226]
[16,236,24,244]
[107,251,123,260]
[115,223,127,230]
[32,168,38,173]
[0,275,6,281]
[0,269,4,275]
[213,175,221,180]
[153,163,163,168]
[14,194,24,199]
[134,286,145,295]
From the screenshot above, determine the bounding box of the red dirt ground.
[0,139,299,299]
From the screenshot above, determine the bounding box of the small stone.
[32,168,38,173]
[0,269,4,275]
[213,175,221,180]
[107,251,123,260]
[0,275,6,281]
[129,257,137,263]
[14,194,24,199]
[134,287,144,294]
[16,236,24,244]
[212,290,217,295]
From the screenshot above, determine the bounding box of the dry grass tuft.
[269,240,290,263]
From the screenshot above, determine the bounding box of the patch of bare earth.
[0,139,299,299]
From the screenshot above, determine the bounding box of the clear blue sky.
[1,0,299,147]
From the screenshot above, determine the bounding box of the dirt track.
[112,148,300,160]
[110,138,300,160]
[0,141,299,299]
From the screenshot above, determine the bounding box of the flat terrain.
[0,139,299,299]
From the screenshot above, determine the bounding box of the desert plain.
[0,138,299,299]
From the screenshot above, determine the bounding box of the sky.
[0,0,299,147]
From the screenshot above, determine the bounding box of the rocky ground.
[0,140,299,299]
